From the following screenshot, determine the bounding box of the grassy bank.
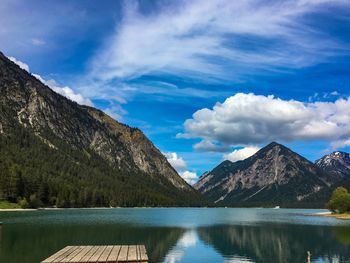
[0,200,21,209]
[323,213,350,220]
[316,211,350,220]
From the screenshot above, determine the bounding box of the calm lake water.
[1,208,350,263]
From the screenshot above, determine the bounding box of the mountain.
[309,151,350,202]
[0,51,205,207]
[194,142,331,207]
[315,151,350,180]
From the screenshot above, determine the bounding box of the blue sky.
[1,0,350,184]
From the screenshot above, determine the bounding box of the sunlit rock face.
[194,142,332,206]
[0,51,190,190]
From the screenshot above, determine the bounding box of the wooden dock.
[41,245,148,263]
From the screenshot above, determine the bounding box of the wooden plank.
[51,246,80,263]
[136,245,140,262]
[79,246,99,262]
[68,246,93,262]
[106,246,121,262]
[137,245,142,262]
[42,246,74,263]
[42,245,148,263]
[127,245,138,262]
[116,245,128,262]
[139,245,148,262]
[98,245,113,262]
[87,246,106,262]
[61,246,85,262]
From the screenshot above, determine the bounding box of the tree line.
[0,124,205,208]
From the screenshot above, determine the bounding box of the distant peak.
[218,160,233,167]
[263,141,286,150]
[267,141,281,147]
[329,151,349,158]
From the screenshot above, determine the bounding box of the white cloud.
[52,86,93,107]
[193,139,230,152]
[330,91,340,96]
[103,105,127,121]
[224,146,261,162]
[32,74,93,106]
[31,38,45,46]
[164,152,187,171]
[179,93,350,149]
[179,171,198,185]
[8,56,30,72]
[90,0,350,83]
[164,152,198,184]
[6,56,94,107]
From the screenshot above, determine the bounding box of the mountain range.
[1,51,350,208]
[0,51,205,207]
[194,143,350,207]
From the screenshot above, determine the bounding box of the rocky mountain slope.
[307,151,350,202]
[0,51,205,207]
[316,151,350,180]
[194,142,331,207]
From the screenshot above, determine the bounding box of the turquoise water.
[0,208,350,263]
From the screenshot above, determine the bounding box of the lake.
[0,208,350,263]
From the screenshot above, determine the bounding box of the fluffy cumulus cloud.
[91,0,350,83]
[179,93,350,149]
[224,146,261,162]
[179,171,198,186]
[33,75,93,106]
[163,152,187,171]
[7,55,93,107]
[8,56,30,72]
[164,152,198,184]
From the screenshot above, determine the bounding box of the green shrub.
[327,187,350,213]
[28,194,42,208]
[18,198,29,209]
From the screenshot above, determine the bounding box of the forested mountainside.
[0,51,206,207]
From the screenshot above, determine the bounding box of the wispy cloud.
[31,38,46,46]
[90,0,350,84]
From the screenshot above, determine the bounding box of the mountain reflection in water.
[1,209,350,263]
[196,224,350,263]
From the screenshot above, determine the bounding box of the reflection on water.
[198,224,350,263]
[0,209,350,263]
[163,231,198,263]
[335,227,350,245]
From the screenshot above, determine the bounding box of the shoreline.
[312,211,350,220]
[0,208,37,212]
[0,207,329,212]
